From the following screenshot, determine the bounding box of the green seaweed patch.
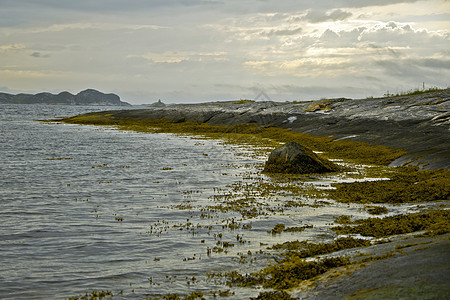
[303,102,331,112]
[68,290,113,300]
[267,224,313,235]
[261,256,349,290]
[233,99,255,104]
[334,215,353,224]
[250,290,297,300]
[330,167,450,203]
[332,209,450,238]
[283,225,313,232]
[268,224,286,234]
[221,256,349,290]
[147,291,205,300]
[212,237,376,291]
[63,113,118,126]
[270,237,371,257]
[366,206,389,215]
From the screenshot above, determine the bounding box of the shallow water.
[0,104,435,299]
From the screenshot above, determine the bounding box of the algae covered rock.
[263,142,337,174]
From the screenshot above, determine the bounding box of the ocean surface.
[0,104,422,299]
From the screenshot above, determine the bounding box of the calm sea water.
[0,104,274,299]
[0,104,425,299]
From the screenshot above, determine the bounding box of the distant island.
[0,89,131,106]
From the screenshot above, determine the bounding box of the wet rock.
[263,142,337,174]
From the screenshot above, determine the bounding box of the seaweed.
[330,167,450,204]
[270,237,371,257]
[260,256,349,290]
[219,256,349,290]
[250,291,297,300]
[268,224,286,234]
[332,209,450,238]
[366,206,389,215]
[68,290,113,300]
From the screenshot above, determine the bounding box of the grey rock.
[263,142,337,174]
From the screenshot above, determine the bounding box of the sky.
[0,0,449,104]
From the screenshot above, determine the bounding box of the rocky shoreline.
[58,89,449,299]
[113,88,448,169]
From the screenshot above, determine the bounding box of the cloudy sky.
[0,0,449,104]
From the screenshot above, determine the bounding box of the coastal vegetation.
[383,86,444,98]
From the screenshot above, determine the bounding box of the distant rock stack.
[149,99,166,108]
[263,142,338,174]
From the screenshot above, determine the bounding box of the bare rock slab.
[263,142,337,174]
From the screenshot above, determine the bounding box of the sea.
[0,104,419,299]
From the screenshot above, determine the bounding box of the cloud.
[0,43,26,52]
[128,51,228,64]
[401,57,450,71]
[240,20,449,90]
[29,22,166,33]
[262,27,303,37]
[303,9,353,23]
[0,85,14,93]
[30,51,50,58]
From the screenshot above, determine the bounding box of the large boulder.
[263,142,337,174]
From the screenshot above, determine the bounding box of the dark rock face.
[263,142,337,174]
[0,89,130,106]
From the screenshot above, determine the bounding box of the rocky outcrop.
[0,89,131,106]
[263,142,338,174]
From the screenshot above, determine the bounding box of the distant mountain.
[0,89,131,106]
